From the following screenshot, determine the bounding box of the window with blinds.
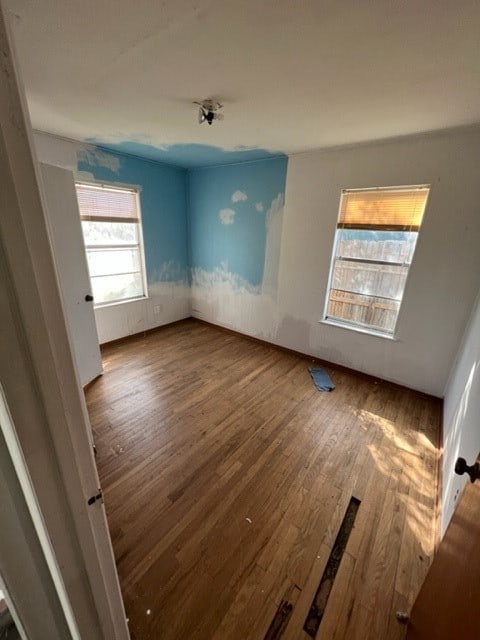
[324,185,430,336]
[76,182,147,305]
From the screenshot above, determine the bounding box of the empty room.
[1,1,480,639]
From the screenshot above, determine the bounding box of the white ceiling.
[6,0,480,158]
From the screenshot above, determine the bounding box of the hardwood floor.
[85,319,441,640]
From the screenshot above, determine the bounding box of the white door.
[40,163,103,386]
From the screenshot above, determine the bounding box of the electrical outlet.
[153,304,162,315]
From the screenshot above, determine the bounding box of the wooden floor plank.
[85,319,441,640]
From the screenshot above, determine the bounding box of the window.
[324,185,430,336]
[76,182,147,306]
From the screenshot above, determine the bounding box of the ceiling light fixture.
[194,99,224,125]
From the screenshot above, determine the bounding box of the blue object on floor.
[309,367,335,392]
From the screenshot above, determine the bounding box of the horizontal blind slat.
[76,183,139,220]
[339,187,429,228]
[79,215,137,224]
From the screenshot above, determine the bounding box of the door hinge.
[87,489,103,506]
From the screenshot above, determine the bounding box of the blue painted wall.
[188,157,288,287]
[77,149,189,284]
[77,143,288,291]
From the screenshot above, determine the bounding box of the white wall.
[192,127,480,397]
[89,282,190,343]
[280,128,480,396]
[34,131,190,344]
[442,288,480,533]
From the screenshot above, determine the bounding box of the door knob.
[455,457,480,483]
[85,294,94,302]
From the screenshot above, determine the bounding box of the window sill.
[319,318,398,341]
[94,295,149,310]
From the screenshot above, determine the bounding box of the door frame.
[0,385,77,639]
[0,4,128,638]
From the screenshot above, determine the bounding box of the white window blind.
[325,185,430,335]
[76,182,138,222]
[338,187,429,230]
[76,182,147,306]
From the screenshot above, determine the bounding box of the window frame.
[76,180,149,308]
[322,184,430,338]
